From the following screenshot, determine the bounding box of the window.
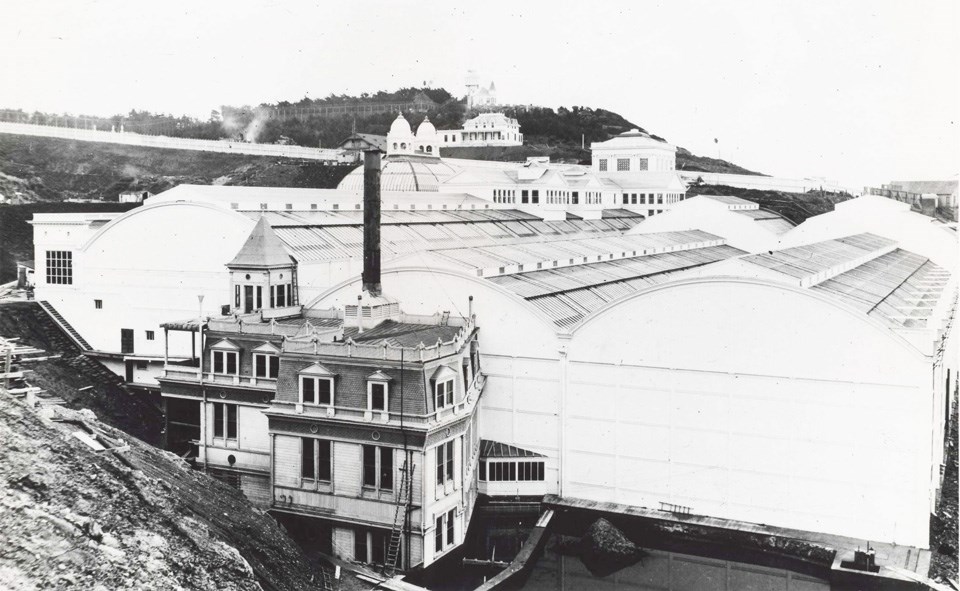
[599,159,608,171]
[362,445,393,490]
[435,378,454,410]
[145,330,154,341]
[301,375,333,405]
[657,194,663,204]
[121,329,134,354]
[255,354,279,379]
[94,299,102,309]
[435,509,456,553]
[368,381,387,411]
[212,350,238,374]
[301,438,332,481]
[640,194,646,204]
[631,194,637,205]
[213,402,237,439]
[45,251,72,284]
[483,460,548,482]
[622,193,629,205]
[638,158,649,171]
[259,203,267,210]
[521,190,529,204]
[435,440,455,486]
[235,285,241,308]
[531,190,539,204]
[617,158,630,171]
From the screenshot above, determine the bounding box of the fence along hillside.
[0,121,354,163]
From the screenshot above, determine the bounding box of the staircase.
[382,460,414,576]
[38,301,92,351]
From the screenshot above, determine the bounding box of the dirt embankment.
[0,392,324,590]
[0,301,162,443]
[0,133,354,203]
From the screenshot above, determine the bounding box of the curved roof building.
[336,154,461,192]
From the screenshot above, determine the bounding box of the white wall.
[567,279,933,547]
[35,202,254,359]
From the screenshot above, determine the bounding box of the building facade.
[158,221,488,571]
[438,113,523,147]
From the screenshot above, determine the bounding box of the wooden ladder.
[382,459,414,576]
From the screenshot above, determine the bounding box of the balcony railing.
[159,366,277,390]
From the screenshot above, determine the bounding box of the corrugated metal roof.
[742,233,897,280]
[480,439,546,459]
[483,243,745,329]
[811,249,951,328]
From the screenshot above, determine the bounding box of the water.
[523,539,830,591]
[409,507,832,591]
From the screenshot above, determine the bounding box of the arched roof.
[336,155,462,192]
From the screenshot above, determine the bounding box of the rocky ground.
[0,390,327,590]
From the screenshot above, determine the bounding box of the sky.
[2,0,957,190]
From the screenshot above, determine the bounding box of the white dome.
[389,113,412,137]
[416,116,436,138]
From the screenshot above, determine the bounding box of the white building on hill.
[438,113,523,147]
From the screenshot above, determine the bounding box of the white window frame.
[616,158,630,171]
[212,401,238,442]
[301,375,334,406]
[435,378,454,410]
[254,353,279,379]
[211,350,239,375]
[366,372,390,412]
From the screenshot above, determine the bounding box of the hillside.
[686,184,854,224]
[0,390,325,590]
[0,134,354,203]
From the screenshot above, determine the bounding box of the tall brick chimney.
[362,149,382,297]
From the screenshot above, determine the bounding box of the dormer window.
[210,339,240,375]
[432,365,458,411]
[367,371,391,412]
[253,343,280,379]
[300,363,335,406]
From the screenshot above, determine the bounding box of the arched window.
[400,143,406,150]
[393,143,398,150]
[426,145,432,153]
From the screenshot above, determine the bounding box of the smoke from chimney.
[362,149,382,297]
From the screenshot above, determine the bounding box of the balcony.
[159,366,277,391]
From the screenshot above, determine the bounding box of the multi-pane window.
[435,510,456,553]
[368,382,387,411]
[616,158,630,171]
[254,354,279,379]
[94,299,102,309]
[145,330,155,341]
[301,437,332,481]
[531,190,539,204]
[45,251,72,284]
[435,379,453,410]
[301,376,333,405]
[362,445,393,490]
[212,350,238,374]
[657,194,663,204]
[637,158,649,171]
[622,193,629,205]
[521,190,529,204]
[598,159,608,172]
[435,440,455,486]
[213,402,238,440]
[479,460,546,482]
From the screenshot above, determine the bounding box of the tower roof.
[228,217,294,269]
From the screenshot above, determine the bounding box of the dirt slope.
[0,393,323,590]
